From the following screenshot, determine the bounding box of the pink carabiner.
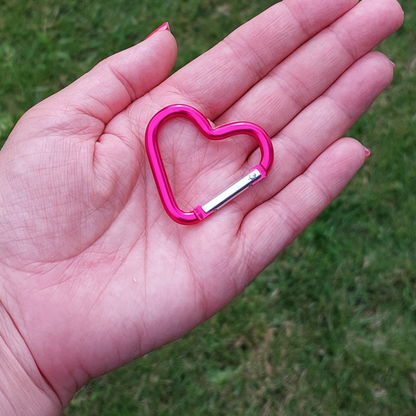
[145,104,274,225]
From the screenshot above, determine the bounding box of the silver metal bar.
[201,169,262,214]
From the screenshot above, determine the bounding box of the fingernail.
[364,147,371,158]
[146,22,171,39]
[390,60,396,68]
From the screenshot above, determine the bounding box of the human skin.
[0,0,404,414]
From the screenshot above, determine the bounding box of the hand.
[0,0,403,413]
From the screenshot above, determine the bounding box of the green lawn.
[1,0,416,414]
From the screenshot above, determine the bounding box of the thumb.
[35,24,177,124]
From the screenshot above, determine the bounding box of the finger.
[27,30,177,126]
[252,52,394,196]
[149,0,358,117]
[216,0,404,136]
[201,51,394,224]
[238,138,366,280]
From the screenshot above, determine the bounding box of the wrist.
[0,302,61,416]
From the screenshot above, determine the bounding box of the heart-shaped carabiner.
[145,104,274,225]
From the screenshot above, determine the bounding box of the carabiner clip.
[145,104,274,225]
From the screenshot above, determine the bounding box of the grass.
[1,0,416,414]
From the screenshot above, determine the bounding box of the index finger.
[154,0,358,118]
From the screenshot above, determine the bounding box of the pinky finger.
[239,138,367,277]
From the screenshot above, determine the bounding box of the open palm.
[0,0,403,412]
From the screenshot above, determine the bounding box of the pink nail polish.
[364,147,371,158]
[146,22,171,39]
[390,60,396,68]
